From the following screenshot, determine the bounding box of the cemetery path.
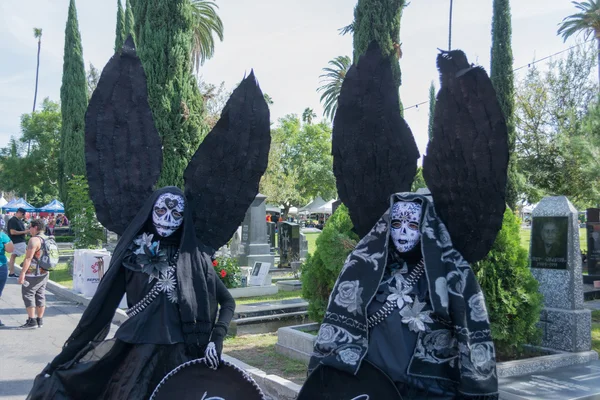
[0,278,118,399]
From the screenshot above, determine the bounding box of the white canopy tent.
[298,196,328,213]
[312,199,337,214]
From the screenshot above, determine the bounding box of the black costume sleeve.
[213,277,235,333]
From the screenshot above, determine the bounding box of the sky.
[0,0,582,158]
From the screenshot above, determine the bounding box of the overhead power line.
[401,39,595,112]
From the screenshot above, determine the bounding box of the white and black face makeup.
[153,193,185,237]
[390,201,422,253]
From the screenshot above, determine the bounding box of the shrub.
[54,236,75,243]
[301,204,359,321]
[67,175,104,249]
[214,255,241,289]
[472,208,543,357]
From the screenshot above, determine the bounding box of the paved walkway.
[0,277,117,399]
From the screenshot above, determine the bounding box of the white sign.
[248,261,271,286]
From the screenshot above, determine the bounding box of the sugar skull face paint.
[153,193,185,237]
[390,201,422,253]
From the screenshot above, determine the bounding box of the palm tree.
[189,0,224,73]
[302,108,317,125]
[317,55,352,121]
[32,28,42,112]
[558,0,600,82]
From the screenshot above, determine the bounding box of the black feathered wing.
[423,50,509,264]
[333,42,420,239]
[184,71,271,252]
[85,36,163,235]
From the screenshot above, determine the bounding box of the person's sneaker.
[8,273,17,278]
[36,317,43,328]
[19,318,37,329]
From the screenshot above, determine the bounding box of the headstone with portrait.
[530,196,591,352]
[278,221,300,267]
[248,261,271,286]
[586,208,600,276]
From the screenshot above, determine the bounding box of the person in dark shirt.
[7,208,28,277]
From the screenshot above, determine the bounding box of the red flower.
[220,269,227,278]
[212,259,218,267]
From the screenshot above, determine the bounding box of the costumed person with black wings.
[27,37,270,400]
[298,44,508,400]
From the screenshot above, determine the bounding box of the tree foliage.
[301,204,358,321]
[68,175,104,249]
[260,115,336,216]
[87,63,100,99]
[473,209,543,356]
[59,0,88,212]
[491,0,520,209]
[133,0,208,188]
[199,80,230,129]
[317,55,351,121]
[189,0,224,72]
[124,0,135,41]
[515,44,600,208]
[352,0,405,88]
[114,0,126,52]
[0,98,61,206]
[428,81,436,141]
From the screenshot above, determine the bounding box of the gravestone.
[229,226,242,257]
[300,233,309,260]
[530,196,591,352]
[237,194,274,268]
[279,222,300,267]
[499,360,600,399]
[587,208,600,276]
[267,221,276,253]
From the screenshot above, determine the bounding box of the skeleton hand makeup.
[153,193,185,237]
[205,342,219,370]
[390,201,422,253]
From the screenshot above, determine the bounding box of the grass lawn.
[519,227,587,253]
[303,232,320,256]
[223,333,307,385]
[235,290,303,305]
[593,311,600,354]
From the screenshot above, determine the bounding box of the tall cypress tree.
[428,81,436,141]
[490,0,518,209]
[125,0,135,41]
[59,0,88,206]
[115,0,126,52]
[352,0,405,111]
[133,0,207,188]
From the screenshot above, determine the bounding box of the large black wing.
[184,71,271,252]
[85,36,163,235]
[333,42,420,238]
[423,50,509,264]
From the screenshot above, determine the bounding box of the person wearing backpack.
[17,219,50,329]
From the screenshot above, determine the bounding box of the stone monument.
[279,221,300,268]
[530,196,591,352]
[586,208,600,276]
[300,233,309,260]
[267,221,276,253]
[237,194,274,268]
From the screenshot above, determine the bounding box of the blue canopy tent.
[3,198,37,212]
[38,199,65,213]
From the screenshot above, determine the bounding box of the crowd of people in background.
[0,207,60,328]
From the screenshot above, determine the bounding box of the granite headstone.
[300,233,309,260]
[587,208,600,276]
[267,221,276,253]
[530,196,591,352]
[279,222,300,268]
[237,194,274,268]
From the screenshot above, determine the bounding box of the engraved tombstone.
[530,196,591,352]
[587,208,600,276]
[279,222,300,268]
[237,194,274,268]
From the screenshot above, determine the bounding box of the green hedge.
[54,236,75,243]
[301,204,359,321]
[473,208,543,357]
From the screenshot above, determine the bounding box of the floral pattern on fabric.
[460,341,496,381]
[399,298,433,333]
[334,281,364,316]
[157,266,178,303]
[414,329,459,367]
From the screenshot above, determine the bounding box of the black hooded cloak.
[27,187,235,400]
